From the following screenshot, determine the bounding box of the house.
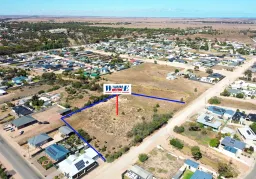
[221,127,235,136]
[12,106,33,116]
[0,89,7,96]
[232,112,246,124]
[246,114,256,122]
[11,116,37,129]
[45,144,69,161]
[197,113,221,131]
[12,76,28,85]
[59,126,74,137]
[227,89,242,96]
[84,147,99,160]
[28,133,52,148]
[207,106,225,117]
[184,159,199,172]
[58,108,72,116]
[126,165,153,179]
[220,136,246,155]
[191,170,213,179]
[58,153,98,179]
[238,127,256,142]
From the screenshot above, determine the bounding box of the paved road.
[0,135,42,179]
[84,57,256,179]
[245,163,256,179]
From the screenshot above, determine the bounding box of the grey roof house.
[11,116,37,129]
[221,136,246,153]
[28,133,52,147]
[59,126,74,136]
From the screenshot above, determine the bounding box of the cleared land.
[68,64,211,156]
[218,97,256,111]
[137,148,184,179]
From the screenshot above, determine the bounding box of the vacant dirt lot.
[137,148,184,179]
[68,64,211,156]
[218,97,256,111]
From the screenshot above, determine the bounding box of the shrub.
[221,89,230,97]
[138,154,148,162]
[170,138,184,149]
[218,162,237,178]
[250,123,256,133]
[38,90,45,94]
[209,138,220,147]
[208,96,221,104]
[206,68,213,74]
[78,129,92,142]
[191,146,202,160]
[173,126,185,133]
[236,93,244,99]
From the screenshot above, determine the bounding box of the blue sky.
[1,0,256,18]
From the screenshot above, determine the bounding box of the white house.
[58,153,98,179]
[238,127,256,143]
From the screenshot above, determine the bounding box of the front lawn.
[182,169,194,179]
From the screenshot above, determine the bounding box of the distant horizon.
[1,15,256,20]
[1,0,256,18]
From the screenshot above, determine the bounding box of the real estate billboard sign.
[103,84,131,95]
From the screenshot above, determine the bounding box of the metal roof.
[197,113,221,129]
[185,159,199,168]
[221,136,246,150]
[11,115,37,128]
[28,133,51,146]
[130,165,153,179]
[12,106,33,116]
[191,170,213,179]
[45,144,69,161]
[59,126,74,135]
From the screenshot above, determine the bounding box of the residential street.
[84,57,256,179]
[0,135,42,179]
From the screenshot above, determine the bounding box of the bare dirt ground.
[0,84,52,104]
[68,63,211,156]
[137,148,184,179]
[10,105,63,145]
[218,97,256,111]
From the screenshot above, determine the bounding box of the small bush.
[208,96,221,104]
[138,154,149,162]
[170,138,184,149]
[173,126,185,133]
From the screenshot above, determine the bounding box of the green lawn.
[182,169,194,179]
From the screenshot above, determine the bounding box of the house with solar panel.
[196,113,222,131]
[45,144,69,162]
[57,153,98,179]
[220,136,246,157]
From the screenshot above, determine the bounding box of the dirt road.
[83,57,256,179]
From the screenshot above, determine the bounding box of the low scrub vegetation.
[170,138,184,149]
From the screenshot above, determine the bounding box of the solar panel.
[75,160,85,170]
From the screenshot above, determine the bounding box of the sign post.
[103,84,131,116]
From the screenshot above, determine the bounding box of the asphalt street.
[0,135,42,179]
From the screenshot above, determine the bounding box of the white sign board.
[103,84,131,95]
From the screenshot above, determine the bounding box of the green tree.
[209,138,220,147]
[173,126,185,134]
[221,89,230,97]
[244,70,252,81]
[236,93,244,99]
[78,129,92,142]
[170,138,184,149]
[208,96,221,104]
[175,69,180,73]
[206,68,213,74]
[138,154,149,162]
[191,146,202,160]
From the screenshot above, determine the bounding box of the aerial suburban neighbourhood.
[0,1,256,179]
